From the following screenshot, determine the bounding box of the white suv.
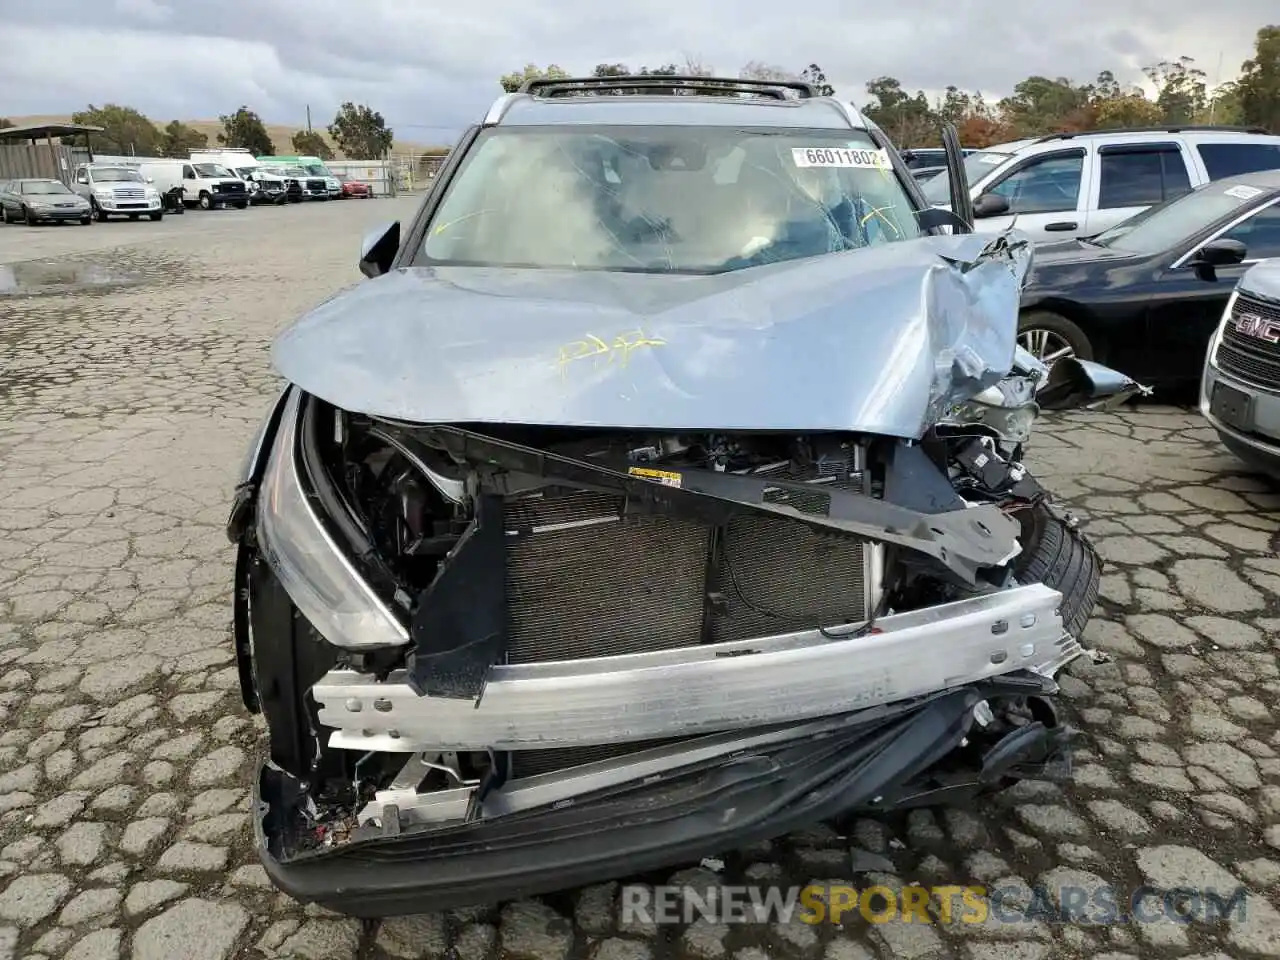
[921,126,1280,243]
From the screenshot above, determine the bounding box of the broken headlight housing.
[256,389,410,650]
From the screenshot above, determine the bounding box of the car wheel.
[1017,310,1093,366]
[0,206,9,224]
[81,216,92,226]
[199,192,212,210]
[24,206,37,226]
[234,201,248,210]
[149,212,163,221]
[92,199,109,222]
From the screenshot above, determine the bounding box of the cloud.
[2,0,1271,146]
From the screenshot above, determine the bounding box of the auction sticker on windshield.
[1224,185,1263,200]
[792,147,888,169]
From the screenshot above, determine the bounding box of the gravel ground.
[1,199,1279,960]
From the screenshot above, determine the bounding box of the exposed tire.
[92,199,108,222]
[1,206,10,224]
[81,216,91,226]
[234,201,248,210]
[1014,502,1101,639]
[199,192,212,210]
[128,213,140,221]
[149,212,163,221]
[24,206,37,226]
[1018,310,1093,364]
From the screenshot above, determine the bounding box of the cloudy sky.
[3,0,1273,145]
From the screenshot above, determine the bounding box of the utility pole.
[306,105,312,133]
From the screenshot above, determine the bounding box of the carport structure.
[0,122,104,185]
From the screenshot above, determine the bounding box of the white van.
[137,160,249,210]
[190,148,290,203]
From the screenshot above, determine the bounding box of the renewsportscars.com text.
[620,883,1249,926]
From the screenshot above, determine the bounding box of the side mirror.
[1190,237,1247,267]
[1188,238,1246,282]
[1036,357,1151,411]
[972,193,1011,219]
[359,221,401,278]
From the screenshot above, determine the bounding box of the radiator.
[503,451,871,665]
[501,457,872,776]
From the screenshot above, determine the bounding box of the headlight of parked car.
[255,389,410,651]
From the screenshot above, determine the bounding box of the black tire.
[24,205,37,226]
[128,213,140,221]
[234,201,248,210]
[199,192,212,210]
[1014,502,1101,640]
[1,206,10,224]
[149,212,163,221]
[81,216,91,226]
[92,199,108,222]
[1018,310,1094,364]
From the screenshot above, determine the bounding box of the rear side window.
[1198,143,1280,180]
[1098,146,1192,209]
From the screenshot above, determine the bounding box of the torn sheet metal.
[273,230,1035,439]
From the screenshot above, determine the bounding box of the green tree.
[863,76,936,146]
[218,106,274,155]
[997,77,1093,136]
[67,104,162,155]
[1238,25,1280,132]
[500,63,569,93]
[0,118,13,130]
[291,129,333,159]
[160,120,207,156]
[593,63,630,78]
[739,61,798,82]
[327,102,394,159]
[1198,81,1246,125]
[1094,93,1163,128]
[801,64,835,97]
[1143,56,1207,124]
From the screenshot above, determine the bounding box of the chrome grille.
[1217,292,1280,389]
[113,188,144,200]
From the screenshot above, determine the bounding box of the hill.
[3,114,449,156]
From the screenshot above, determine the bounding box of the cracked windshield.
[421,127,921,272]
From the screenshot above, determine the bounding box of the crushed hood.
[273,230,1033,438]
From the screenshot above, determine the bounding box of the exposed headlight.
[26,199,49,208]
[256,389,410,650]
[145,189,160,200]
[1208,290,1239,368]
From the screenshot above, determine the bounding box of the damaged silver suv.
[227,75,1146,916]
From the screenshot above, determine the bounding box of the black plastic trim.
[251,676,1066,917]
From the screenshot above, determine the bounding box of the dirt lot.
[2,199,1280,960]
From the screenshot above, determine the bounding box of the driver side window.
[1219,204,1280,261]
[986,151,1084,215]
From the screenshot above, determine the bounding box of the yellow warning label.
[627,467,683,488]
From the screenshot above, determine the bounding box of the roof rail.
[1032,125,1270,144]
[520,75,818,100]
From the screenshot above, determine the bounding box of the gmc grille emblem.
[1234,312,1280,344]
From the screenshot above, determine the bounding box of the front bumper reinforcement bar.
[312,582,1077,753]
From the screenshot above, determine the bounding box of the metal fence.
[390,153,449,192]
[326,160,396,197]
[0,143,91,185]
